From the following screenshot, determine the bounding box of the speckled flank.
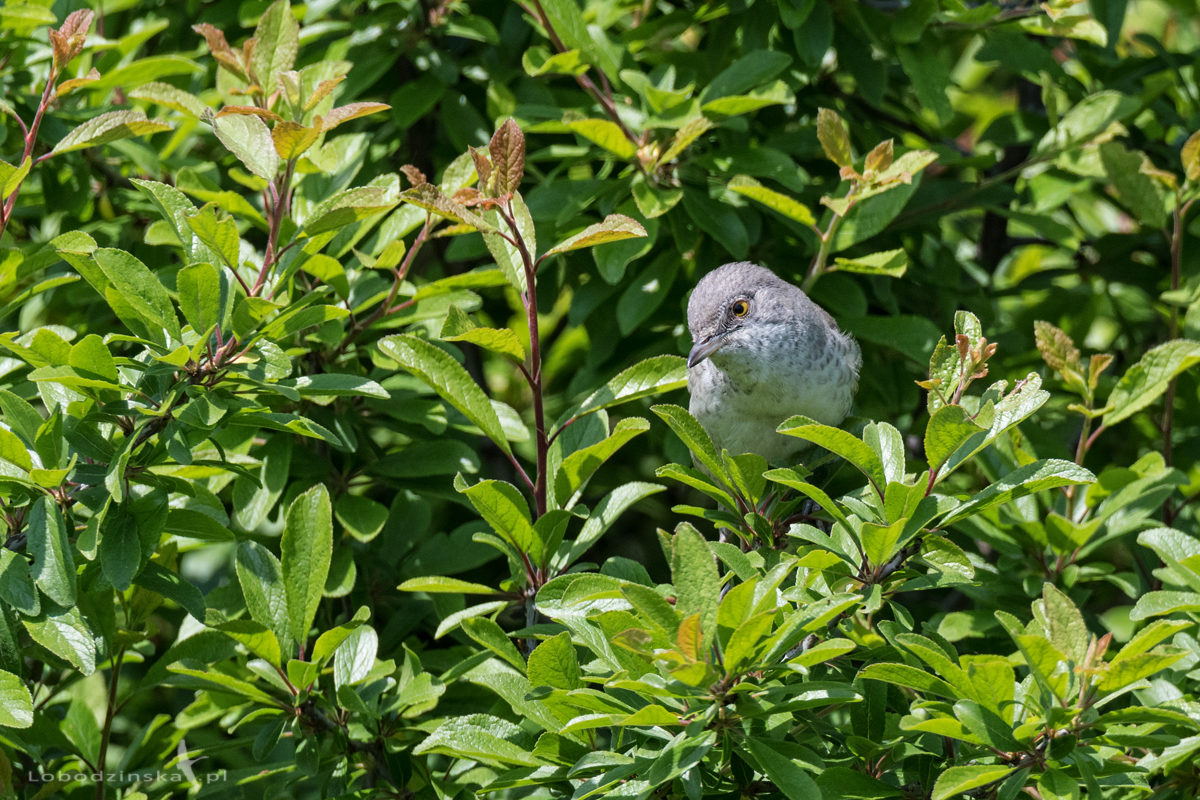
[686,262,861,464]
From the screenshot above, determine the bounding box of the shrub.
[1,0,1199,798]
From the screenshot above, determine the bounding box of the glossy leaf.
[281,485,332,648]
[52,110,171,154]
[379,334,511,454]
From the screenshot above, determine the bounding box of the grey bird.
[686,262,862,464]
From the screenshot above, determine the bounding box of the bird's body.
[686,263,861,463]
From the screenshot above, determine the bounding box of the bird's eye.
[731,299,750,317]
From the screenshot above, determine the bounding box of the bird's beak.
[687,332,727,369]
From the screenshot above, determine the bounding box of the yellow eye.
[731,299,750,317]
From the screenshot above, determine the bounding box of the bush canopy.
[1,0,1200,798]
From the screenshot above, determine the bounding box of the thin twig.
[95,647,126,800]
[334,216,433,358]
[499,200,549,517]
[521,0,641,151]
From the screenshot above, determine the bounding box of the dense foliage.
[2,0,1200,798]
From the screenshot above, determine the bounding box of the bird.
[686,262,862,464]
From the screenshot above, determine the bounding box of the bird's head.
[686,262,801,369]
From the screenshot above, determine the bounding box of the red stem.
[333,216,433,358]
[0,67,59,235]
[502,200,548,518]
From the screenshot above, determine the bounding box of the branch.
[521,0,640,151]
[334,215,433,358]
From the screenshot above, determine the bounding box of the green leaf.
[304,186,398,235]
[700,50,792,103]
[460,479,538,560]
[83,248,182,341]
[631,174,683,218]
[281,485,332,648]
[28,496,75,606]
[99,507,142,591]
[724,611,774,674]
[310,607,370,665]
[528,631,583,690]
[1037,583,1089,665]
[1130,591,1200,620]
[0,548,39,615]
[333,625,377,689]
[0,669,33,728]
[276,374,389,400]
[622,583,680,640]
[701,81,793,116]
[856,662,957,699]
[925,405,988,475]
[1103,340,1200,427]
[0,390,44,445]
[380,334,511,454]
[413,714,545,767]
[134,562,206,621]
[441,306,524,361]
[833,249,908,278]
[23,605,96,675]
[214,619,283,666]
[941,459,1095,527]
[398,576,503,595]
[334,494,388,542]
[183,205,240,269]
[932,765,1015,800]
[131,180,210,266]
[462,617,526,672]
[211,111,279,180]
[779,415,886,494]
[564,119,636,159]
[1182,130,1200,182]
[657,116,713,165]
[165,508,235,541]
[896,44,952,125]
[167,665,280,706]
[563,481,665,567]
[177,262,223,334]
[1099,142,1170,228]
[555,417,650,505]
[545,213,647,256]
[743,738,820,800]
[256,303,349,341]
[434,600,510,639]
[817,108,852,167]
[764,468,855,535]
[250,0,298,101]
[683,188,749,258]
[1097,648,1187,692]
[651,404,725,483]
[617,253,678,336]
[728,175,816,227]
[0,156,31,201]
[574,357,688,420]
[52,110,171,154]
[672,524,720,642]
[863,422,906,484]
[236,540,291,656]
[83,55,201,92]
[1035,91,1138,155]
[0,427,31,472]
[129,81,208,118]
[523,47,588,77]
